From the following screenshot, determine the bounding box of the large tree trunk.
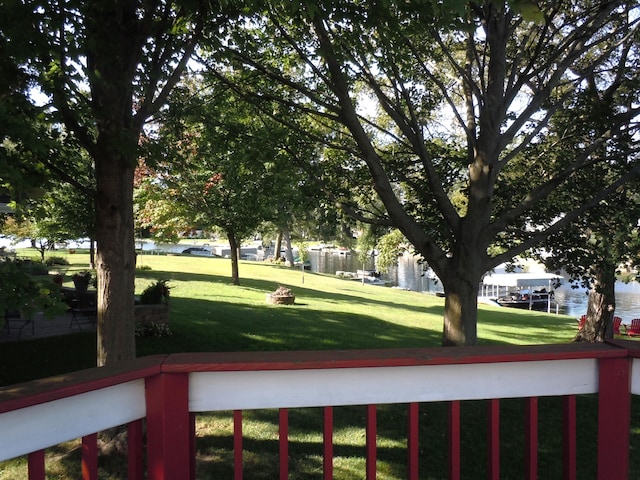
[227,230,240,285]
[438,254,482,346]
[95,156,136,366]
[416,210,486,346]
[282,227,295,267]
[441,280,479,346]
[87,3,139,366]
[574,265,616,342]
[274,231,283,261]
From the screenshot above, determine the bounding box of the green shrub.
[0,259,67,319]
[45,256,69,266]
[135,321,172,338]
[19,260,49,276]
[139,279,170,305]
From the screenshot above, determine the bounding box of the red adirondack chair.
[577,315,586,330]
[578,315,625,335]
[613,316,625,335]
[627,318,640,337]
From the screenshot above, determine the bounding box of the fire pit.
[266,286,295,305]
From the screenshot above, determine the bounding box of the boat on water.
[496,289,554,310]
[336,270,387,286]
[482,272,562,312]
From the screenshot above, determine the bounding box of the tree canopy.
[200,0,640,345]
[1,0,223,364]
[140,74,322,283]
[530,77,640,342]
[3,0,639,353]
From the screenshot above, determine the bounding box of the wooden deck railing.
[1,341,639,479]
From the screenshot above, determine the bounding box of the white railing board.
[632,358,640,395]
[189,359,598,412]
[0,380,145,462]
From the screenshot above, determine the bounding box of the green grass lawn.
[133,253,578,355]
[0,251,633,479]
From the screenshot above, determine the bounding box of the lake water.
[307,250,640,321]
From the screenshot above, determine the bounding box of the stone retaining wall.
[134,304,169,327]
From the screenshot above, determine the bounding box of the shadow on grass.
[137,296,442,357]
[0,258,635,478]
[191,395,606,480]
[194,406,421,479]
[477,307,577,345]
[137,267,446,317]
[195,432,412,479]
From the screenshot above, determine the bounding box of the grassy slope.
[0,253,577,387]
[134,253,578,357]
[0,252,620,479]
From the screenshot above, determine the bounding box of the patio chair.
[627,318,640,337]
[577,315,586,330]
[613,316,625,335]
[3,310,35,339]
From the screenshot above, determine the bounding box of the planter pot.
[73,279,89,296]
[266,293,295,305]
[135,304,170,327]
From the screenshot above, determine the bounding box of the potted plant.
[72,271,92,295]
[135,279,171,336]
[139,279,170,305]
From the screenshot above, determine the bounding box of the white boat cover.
[482,273,562,288]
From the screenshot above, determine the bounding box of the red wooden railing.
[1,341,639,479]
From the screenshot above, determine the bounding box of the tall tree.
[531,87,640,341]
[204,1,640,345]
[545,187,640,342]
[6,144,97,263]
[1,0,218,365]
[143,76,318,284]
[505,6,640,342]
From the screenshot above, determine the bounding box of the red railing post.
[323,406,334,480]
[82,433,98,480]
[524,397,538,480]
[145,372,191,480]
[487,399,500,480]
[279,408,289,480]
[234,410,243,480]
[597,356,630,479]
[562,395,577,480]
[27,449,45,480]
[407,402,419,480]
[366,404,377,479]
[190,412,197,480]
[128,419,144,480]
[448,400,461,480]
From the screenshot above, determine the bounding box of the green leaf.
[510,0,544,22]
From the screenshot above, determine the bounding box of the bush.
[0,259,67,319]
[135,321,172,338]
[45,256,69,266]
[19,260,49,276]
[139,279,170,305]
